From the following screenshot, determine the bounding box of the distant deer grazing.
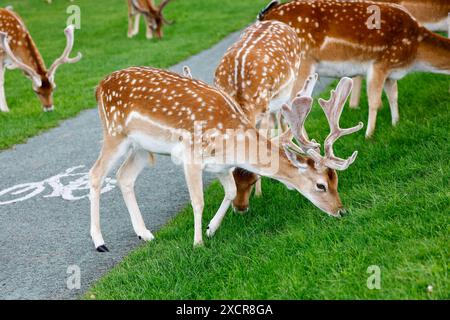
[215,20,303,211]
[0,7,81,112]
[127,0,173,39]
[89,66,362,252]
[378,0,450,35]
[349,0,450,109]
[259,0,450,138]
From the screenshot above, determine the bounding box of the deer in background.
[0,7,81,112]
[349,0,450,109]
[127,0,173,39]
[259,0,450,138]
[215,20,303,211]
[89,66,362,251]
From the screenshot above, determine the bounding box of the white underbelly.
[316,61,371,78]
[423,18,449,32]
[129,132,177,155]
[269,76,295,113]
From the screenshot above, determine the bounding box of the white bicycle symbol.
[0,166,116,205]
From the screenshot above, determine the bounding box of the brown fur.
[0,8,54,109]
[215,21,303,211]
[90,67,358,249]
[0,8,80,111]
[260,0,450,137]
[127,0,173,39]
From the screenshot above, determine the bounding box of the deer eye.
[316,183,327,192]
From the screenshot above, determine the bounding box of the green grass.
[86,72,450,300]
[0,0,268,149]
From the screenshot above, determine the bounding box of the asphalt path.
[0,30,332,300]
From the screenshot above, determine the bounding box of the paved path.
[0,30,333,300]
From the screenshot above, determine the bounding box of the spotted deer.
[349,0,450,109]
[89,67,362,252]
[259,0,450,138]
[214,20,303,209]
[0,7,81,112]
[127,0,173,39]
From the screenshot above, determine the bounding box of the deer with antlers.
[259,0,450,138]
[89,65,362,251]
[349,0,450,109]
[127,0,173,39]
[214,20,303,210]
[0,7,81,112]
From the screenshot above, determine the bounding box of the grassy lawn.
[0,0,268,149]
[86,72,450,300]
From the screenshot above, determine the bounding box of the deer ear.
[283,144,308,169]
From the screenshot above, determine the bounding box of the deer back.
[0,8,46,74]
[215,20,301,122]
[260,0,423,69]
[96,67,253,139]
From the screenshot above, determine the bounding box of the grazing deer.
[0,7,81,112]
[215,20,303,211]
[349,0,450,109]
[259,0,450,138]
[89,66,362,251]
[127,0,173,39]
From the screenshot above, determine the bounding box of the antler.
[183,66,193,79]
[281,73,320,154]
[158,0,172,13]
[0,32,42,87]
[47,25,82,83]
[307,77,364,171]
[158,0,174,25]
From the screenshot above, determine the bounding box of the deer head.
[0,25,81,111]
[144,0,173,39]
[233,75,364,217]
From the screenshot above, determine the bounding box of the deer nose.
[337,208,348,217]
[43,105,54,112]
[232,205,249,214]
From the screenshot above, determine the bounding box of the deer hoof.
[193,240,204,248]
[138,230,155,242]
[96,245,109,253]
[206,226,215,238]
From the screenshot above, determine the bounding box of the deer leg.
[128,13,135,38]
[448,13,450,38]
[89,136,129,252]
[206,169,237,238]
[117,149,155,242]
[128,13,140,38]
[291,59,316,99]
[254,112,273,197]
[366,66,388,138]
[183,162,205,247]
[145,17,154,39]
[349,76,363,109]
[384,79,399,126]
[0,59,9,112]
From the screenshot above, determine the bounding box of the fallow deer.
[214,20,302,208]
[127,0,173,40]
[349,0,450,109]
[0,7,81,112]
[259,0,450,137]
[89,66,362,251]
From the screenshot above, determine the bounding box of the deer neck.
[15,33,47,78]
[415,27,450,74]
[235,133,297,182]
[239,101,267,126]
